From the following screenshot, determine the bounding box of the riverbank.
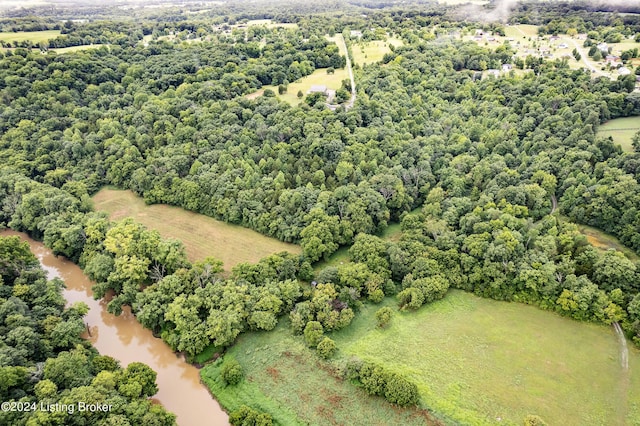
[0,230,230,426]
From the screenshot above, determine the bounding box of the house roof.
[308,85,327,93]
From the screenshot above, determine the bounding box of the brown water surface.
[1,230,229,426]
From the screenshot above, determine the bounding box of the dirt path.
[550,195,557,215]
[336,34,356,110]
[614,322,629,370]
[570,39,607,77]
[613,322,630,424]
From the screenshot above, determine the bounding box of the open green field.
[91,188,300,268]
[597,116,640,153]
[0,30,60,45]
[332,290,640,425]
[48,44,105,53]
[351,38,403,65]
[201,321,442,426]
[504,24,538,38]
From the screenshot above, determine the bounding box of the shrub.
[229,405,273,426]
[316,337,337,359]
[384,373,420,406]
[303,321,324,348]
[368,288,384,303]
[375,307,393,328]
[523,415,548,426]
[221,357,243,385]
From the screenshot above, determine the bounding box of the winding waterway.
[1,230,230,426]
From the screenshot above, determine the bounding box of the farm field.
[0,30,60,44]
[597,116,640,153]
[332,290,640,425]
[351,37,403,65]
[91,188,300,268]
[201,321,443,426]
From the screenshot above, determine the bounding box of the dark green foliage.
[384,372,420,407]
[221,357,244,386]
[229,405,273,426]
[0,236,175,425]
[348,359,419,407]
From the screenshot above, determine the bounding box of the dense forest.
[0,235,176,425]
[1,0,640,424]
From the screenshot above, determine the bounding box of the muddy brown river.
[1,230,229,426]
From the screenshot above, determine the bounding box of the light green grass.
[48,44,105,53]
[248,68,349,106]
[0,30,60,44]
[351,38,403,65]
[598,116,640,153]
[332,290,640,425]
[504,24,539,39]
[91,188,300,268]
[201,321,442,426]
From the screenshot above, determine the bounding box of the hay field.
[92,188,301,268]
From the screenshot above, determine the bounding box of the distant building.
[597,42,609,52]
[487,36,496,42]
[558,43,568,49]
[618,67,631,76]
[502,63,513,72]
[487,69,500,78]
[308,85,328,95]
[605,55,621,65]
[350,30,363,39]
[550,35,560,41]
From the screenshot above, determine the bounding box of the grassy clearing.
[557,215,639,262]
[247,34,347,105]
[201,321,441,426]
[248,67,349,106]
[48,45,105,53]
[91,188,300,269]
[351,37,403,65]
[332,290,640,425]
[0,30,60,44]
[597,116,640,153]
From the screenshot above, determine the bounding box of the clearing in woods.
[200,321,443,426]
[0,30,61,45]
[331,290,640,425]
[597,116,640,153]
[246,35,348,105]
[91,188,301,269]
[351,37,403,66]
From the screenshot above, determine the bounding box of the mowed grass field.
[332,290,640,425]
[201,322,443,426]
[598,116,640,153]
[247,67,349,105]
[0,30,60,44]
[91,188,300,268]
[351,37,403,66]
